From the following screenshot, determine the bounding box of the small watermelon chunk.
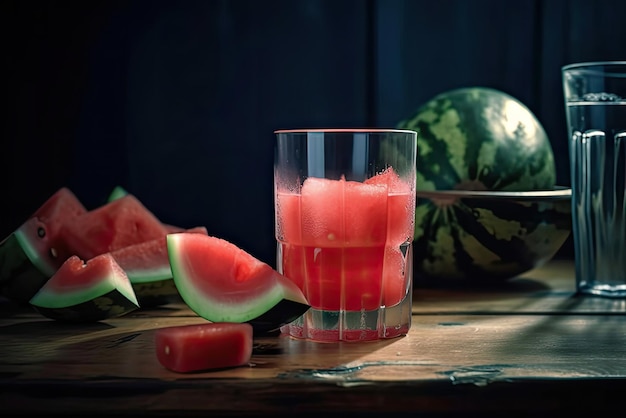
[301,176,389,247]
[29,254,139,322]
[154,322,253,373]
[59,194,170,260]
[364,167,416,245]
[167,233,309,333]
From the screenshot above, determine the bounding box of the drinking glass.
[562,61,626,297]
[274,129,417,341]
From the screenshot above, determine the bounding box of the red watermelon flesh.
[24,187,88,270]
[105,185,186,234]
[154,322,253,373]
[167,233,309,332]
[29,253,139,322]
[302,176,388,247]
[276,168,415,248]
[32,187,88,236]
[59,194,170,260]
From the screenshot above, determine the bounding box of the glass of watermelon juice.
[274,129,417,341]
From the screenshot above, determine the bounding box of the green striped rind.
[172,264,291,323]
[167,234,309,332]
[30,266,139,322]
[107,185,128,202]
[125,266,172,283]
[30,267,138,308]
[31,291,139,323]
[111,239,179,307]
[398,87,562,282]
[397,87,556,192]
[413,197,571,281]
[0,232,51,304]
[14,223,57,278]
[123,256,178,307]
[131,278,181,307]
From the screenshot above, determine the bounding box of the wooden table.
[2,259,626,416]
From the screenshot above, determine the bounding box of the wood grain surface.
[2,259,626,416]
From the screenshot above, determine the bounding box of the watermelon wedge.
[20,186,87,272]
[59,194,170,260]
[1,186,215,313]
[167,233,310,333]
[29,254,139,322]
[0,188,87,303]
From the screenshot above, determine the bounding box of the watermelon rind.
[124,265,173,283]
[167,233,309,331]
[29,256,139,322]
[125,264,180,307]
[107,185,129,202]
[412,194,571,282]
[0,230,52,304]
[110,229,208,307]
[30,269,138,309]
[14,221,58,278]
[31,291,140,323]
[131,279,181,308]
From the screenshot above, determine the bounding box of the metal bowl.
[412,187,572,284]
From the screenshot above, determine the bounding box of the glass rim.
[274,128,417,135]
[562,61,626,73]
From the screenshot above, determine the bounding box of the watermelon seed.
[37,227,46,238]
[50,247,57,258]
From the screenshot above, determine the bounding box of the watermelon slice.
[110,226,209,307]
[167,233,309,333]
[29,254,139,322]
[59,194,170,260]
[0,188,87,303]
[154,322,253,373]
[20,186,87,272]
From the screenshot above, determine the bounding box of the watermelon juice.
[275,171,416,342]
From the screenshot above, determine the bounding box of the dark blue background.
[3,0,625,264]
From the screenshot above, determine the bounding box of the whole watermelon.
[398,87,556,192]
[396,87,564,283]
